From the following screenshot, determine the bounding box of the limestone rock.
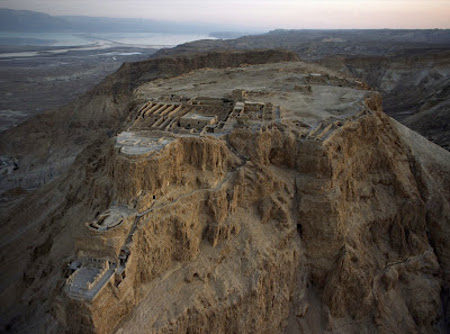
[0,51,449,334]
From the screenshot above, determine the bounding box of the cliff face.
[60,96,448,334]
[1,52,449,334]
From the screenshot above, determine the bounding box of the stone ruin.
[87,206,134,232]
[66,259,117,300]
[134,96,274,133]
[113,95,278,156]
[179,114,218,130]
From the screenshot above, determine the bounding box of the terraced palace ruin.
[2,51,449,334]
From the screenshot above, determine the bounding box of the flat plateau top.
[135,61,371,128]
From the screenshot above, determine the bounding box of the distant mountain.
[0,8,254,35]
[0,9,69,32]
[154,28,450,59]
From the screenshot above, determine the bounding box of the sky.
[1,0,449,29]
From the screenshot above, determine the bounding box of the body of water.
[0,32,214,47]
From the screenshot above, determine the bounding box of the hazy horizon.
[1,0,449,30]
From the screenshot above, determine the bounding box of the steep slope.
[1,54,449,334]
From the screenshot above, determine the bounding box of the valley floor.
[0,44,157,132]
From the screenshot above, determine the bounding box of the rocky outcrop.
[1,53,449,334]
[52,94,449,334]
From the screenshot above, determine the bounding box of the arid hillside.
[0,50,449,334]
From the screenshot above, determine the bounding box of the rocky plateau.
[0,49,449,334]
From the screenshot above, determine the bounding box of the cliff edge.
[0,51,449,334]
